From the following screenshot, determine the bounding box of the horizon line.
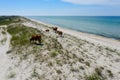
[0,15,120,17]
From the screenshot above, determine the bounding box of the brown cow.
[30,34,41,44]
[57,30,63,37]
[45,29,49,32]
[52,27,58,33]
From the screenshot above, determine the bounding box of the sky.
[0,0,120,16]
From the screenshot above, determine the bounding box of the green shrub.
[48,62,53,66]
[85,61,90,67]
[79,66,84,70]
[0,16,21,25]
[7,71,16,79]
[95,68,102,77]
[85,73,102,80]
[2,31,6,34]
[50,51,59,57]
[0,38,7,44]
[56,70,62,74]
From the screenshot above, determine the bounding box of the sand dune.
[0,16,120,80]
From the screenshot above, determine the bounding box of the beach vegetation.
[48,62,53,66]
[31,68,39,78]
[95,67,102,77]
[2,31,6,34]
[7,24,41,47]
[0,16,21,25]
[79,57,84,62]
[56,69,62,74]
[0,38,7,44]
[6,50,12,54]
[79,66,84,70]
[105,47,116,53]
[107,70,113,77]
[70,68,79,72]
[56,59,62,66]
[72,54,77,58]
[50,50,59,57]
[85,61,90,67]
[85,73,102,80]
[7,71,16,79]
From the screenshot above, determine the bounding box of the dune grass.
[0,16,22,25]
[7,24,41,47]
[7,23,64,62]
[85,73,103,80]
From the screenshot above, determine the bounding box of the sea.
[27,16,120,40]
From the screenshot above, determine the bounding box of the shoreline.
[26,17,120,50]
[0,16,120,80]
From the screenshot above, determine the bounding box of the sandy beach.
[27,18,120,51]
[0,16,120,80]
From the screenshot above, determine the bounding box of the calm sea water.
[27,16,120,40]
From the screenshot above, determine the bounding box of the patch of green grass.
[56,59,61,65]
[95,67,102,77]
[2,31,6,34]
[0,16,21,25]
[85,67,106,80]
[56,70,62,74]
[50,50,59,57]
[7,24,41,47]
[31,69,39,78]
[105,47,116,53]
[47,62,53,66]
[0,38,7,44]
[47,38,63,50]
[85,73,102,80]
[7,71,16,79]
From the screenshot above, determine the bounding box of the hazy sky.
[0,0,120,16]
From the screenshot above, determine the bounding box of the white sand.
[58,27,120,50]
[0,27,11,80]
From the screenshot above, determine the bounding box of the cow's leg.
[30,39,32,43]
[30,38,33,43]
[34,40,37,44]
[38,38,41,44]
